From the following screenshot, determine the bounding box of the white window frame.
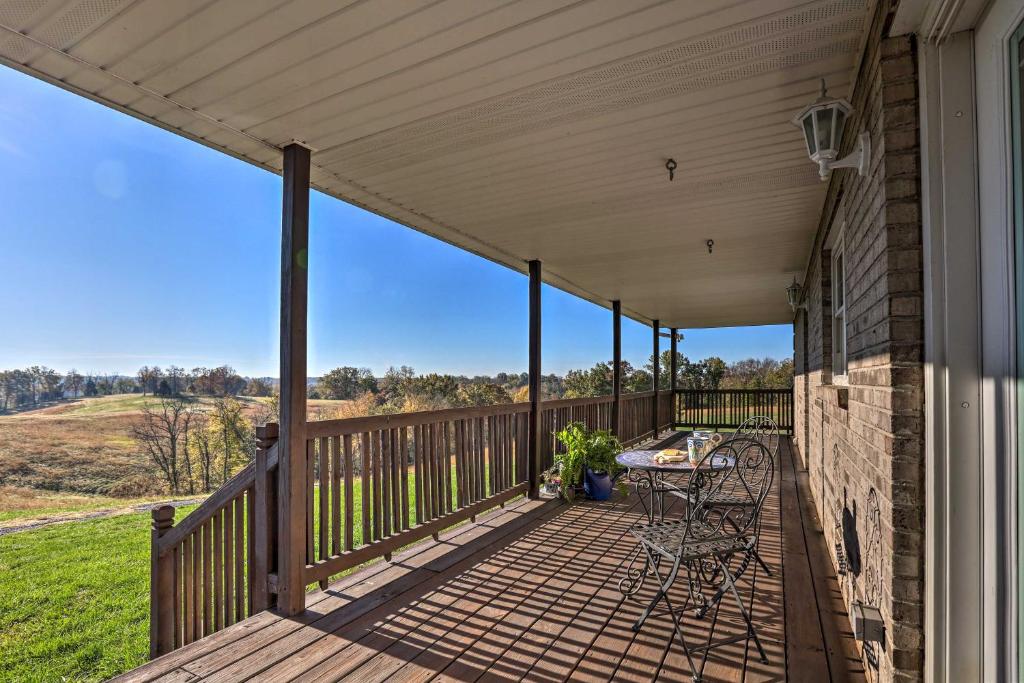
[831,228,848,382]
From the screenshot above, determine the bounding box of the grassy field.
[0,394,352,515]
[0,486,173,524]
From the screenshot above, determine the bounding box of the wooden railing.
[149,391,680,657]
[149,427,278,656]
[538,395,614,471]
[301,402,530,586]
[674,388,794,432]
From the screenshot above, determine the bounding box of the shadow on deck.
[117,438,863,683]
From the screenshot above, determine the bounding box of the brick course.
[792,4,924,681]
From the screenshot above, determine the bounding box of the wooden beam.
[670,327,678,428]
[611,300,622,436]
[651,319,660,438]
[527,260,542,498]
[278,142,311,616]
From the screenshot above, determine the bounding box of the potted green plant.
[554,422,623,501]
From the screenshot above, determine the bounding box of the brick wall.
[791,2,924,680]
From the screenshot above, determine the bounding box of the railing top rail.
[673,388,793,393]
[540,395,615,409]
[305,401,531,438]
[157,442,278,553]
[622,390,656,399]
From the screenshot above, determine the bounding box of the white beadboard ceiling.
[0,0,869,328]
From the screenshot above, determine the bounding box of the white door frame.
[976,0,1024,679]
[920,30,985,683]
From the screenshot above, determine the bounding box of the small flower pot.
[583,468,613,501]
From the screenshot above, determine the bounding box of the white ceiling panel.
[0,0,870,327]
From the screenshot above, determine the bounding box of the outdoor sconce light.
[793,80,870,180]
[852,603,885,643]
[786,278,804,311]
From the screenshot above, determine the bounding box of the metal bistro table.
[615,448,731,597]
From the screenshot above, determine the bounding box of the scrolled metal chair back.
[734,415,780,459]
[682,436,774,546]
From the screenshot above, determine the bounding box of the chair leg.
[632,548,679,632]
[749,545,772,576]
[635,553,701,682]
[722,566,769,664]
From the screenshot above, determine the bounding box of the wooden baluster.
[444,422,453,512]
[343,434,354,550]
[465,420,476,505]
[380,428,391,537]
[391,429,402,528]
[360,432,371,546]
[413,424,424,524]
[223,500,234,627]
[213,509,223,632]
[202,519,212,638]
[454,419,465,508]
[422,423,433,522]
[373,430,383,541]
[234,494,245,623]
[182,531,194,646]
[433,422,443,518]
[305,441,314,566]
[192,529,201,641]
[318,437,329,575]
[331,436,341,557]
[478,417,486,502]
[150,505,176,658]
[399,428,410,530]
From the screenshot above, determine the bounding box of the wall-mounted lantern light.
[793,80,870,180]
[786,278,804,311]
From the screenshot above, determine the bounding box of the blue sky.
[0,66,792,378]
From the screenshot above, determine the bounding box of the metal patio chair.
[733,415,780,459]
[711,415,780,577]
[628,436,775,683]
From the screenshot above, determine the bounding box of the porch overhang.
[0,0,870,327]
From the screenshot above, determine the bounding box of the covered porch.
[117,438,860,682]
[0,0,896,679]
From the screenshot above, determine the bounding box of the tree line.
[0,364,274,411]
[309,354,792,415]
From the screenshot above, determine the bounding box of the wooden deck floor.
[117,438,863,683]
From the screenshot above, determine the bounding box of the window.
[831,232,847,380]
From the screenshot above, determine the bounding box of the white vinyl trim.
[920,30,984,683]
[976,0,1024,678]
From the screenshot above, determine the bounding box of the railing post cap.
[152,505,175,529]
[257,422,280,439]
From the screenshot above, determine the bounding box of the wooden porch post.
[670,327,678,428]
[278,142,310,616]
[611,300,622,436]
[150,505,175,658]
[651,320,660,438]
[527,259,542,498]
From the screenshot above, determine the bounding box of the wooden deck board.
[117,437,863,683]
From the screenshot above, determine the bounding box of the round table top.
[615,449,734,473]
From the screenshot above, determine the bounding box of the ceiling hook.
[706,239,714,254]
[665,158,677,182]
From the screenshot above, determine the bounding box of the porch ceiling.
[0,0,869,327]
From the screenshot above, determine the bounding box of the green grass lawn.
[0,504,197,682]
[0,464,493,682]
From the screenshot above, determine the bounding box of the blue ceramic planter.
[583,468,613,501]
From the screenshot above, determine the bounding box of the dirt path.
[0,497,206,537]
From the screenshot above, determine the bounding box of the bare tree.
[65,369,84,398]
[132,398,190,494]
